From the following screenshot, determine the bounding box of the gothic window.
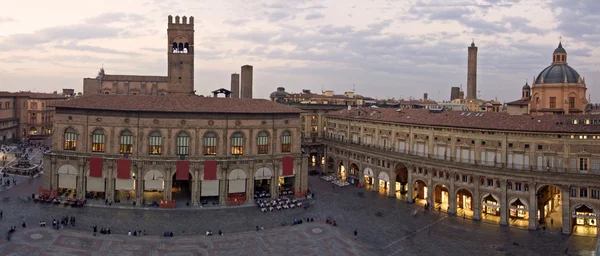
[176,131,190,156]
[91,129,105,152]
[231,132,244,155]
[203,132,217,155]
[148,131,162,155]
[281,131,291,153]
[257,131,269,154]
[63,128,77,151]
[119,130,134,154]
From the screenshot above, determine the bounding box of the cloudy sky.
[0,0,598,102]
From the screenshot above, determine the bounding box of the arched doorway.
[412,180,427,206]
[327,157,334,173]
[363,168,374,190]
[571,204,598,236]
[456,188,473,217]
[228,169,247,204]
[537,185,562,229]
[395,163,408,199]
[378,171,390,196]
[348,163,359,185]
[172,172,192,204]
[482,193,501,223]
[143,170,164,204]
[57,164,78,198]
[29,126,38,135]
[338,162,346,181]
[85,169,106,201]
[114,170,136,202]
[433,184,449,212]
[508,197,529,228]
[254,167,272,199]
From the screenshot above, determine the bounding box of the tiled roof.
[49,95,304,114]
[506,99,530,106]
[0,91,68,99]
[327,108,600,133]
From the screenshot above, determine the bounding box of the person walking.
[353,229,357,237]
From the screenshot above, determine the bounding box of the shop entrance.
[348,163,360,185]
[279,176,295,196]
[377,171,390,196]
[482,194,501,223]
[508,198,529,228]
[338,162,346,181]
[412,180,427,206]
[572,204,598,236]
[171,173,192,205]
[363,167,374,190]
[254,167,273,199]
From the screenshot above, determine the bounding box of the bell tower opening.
[167,15,195,95]
[552,42,567,65]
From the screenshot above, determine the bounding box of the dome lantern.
[552,42,567,64]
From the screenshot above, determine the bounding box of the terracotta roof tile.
[328,108,600,133]
[506,99,530,106]
[0,91,68,99]
[49,94,304,114]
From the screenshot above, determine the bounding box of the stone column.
[406,165,413,203]
[372,175,379,192]
[135,162,143,205]
[77,160,85,200]
[271,164,280,198]
[388,169,396,198]
[561,185,571,234]
[246,176,254,202]
[473,176,481,221]
[300,156,308,192]
[219,178,227,205]
[164,169,172,200]
[426,175,433,208]
[49,158,57,190]
[448,171,456,215]
[106,161,113,201]
[192,168,200,205]
[528,183,538,230]
[500,180,508,226]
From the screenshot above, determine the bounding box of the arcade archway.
[433,184,449,212]
[412,180,427,206]
[57,164,78,199]
[482,193,501,223]
[363,168,374,189]
[378,171,390,196]
[338,162,346,181]
[537,185,562,229]
[254,167,272,199]
[327,157,334,173]
[348,163,359,185]
[456,188,473,218]
[172,173,192,205]
[571,204,598,236]
[395,163,408,199]
[508,197,529,228]
[143,170,164,204]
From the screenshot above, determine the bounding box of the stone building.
[83,15,195,96]
[324,107,600,236]
[0,91,69,143]
[43,94,307,206]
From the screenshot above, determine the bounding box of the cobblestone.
[0,175,596,255]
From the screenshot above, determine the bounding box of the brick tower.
[167,15,195,95]
[467,41,478,100]
[240,65,253,99]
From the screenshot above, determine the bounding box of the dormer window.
[573,119,579,125]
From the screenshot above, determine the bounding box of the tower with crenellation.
[167,15,195,95]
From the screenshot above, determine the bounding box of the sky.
[0,0,598,102]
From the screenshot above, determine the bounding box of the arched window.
[149,131,162,155]
[176,131,189,156]
[178,43,184,52]
[203,132,217,155]
[172,42,178,52]
[184,43,189,53]
[63,128,77,151]
[281,131,291,152]
[119,130,134,154]
[91,129,105,152]
[257,131,269,154]
[231,132,244,155]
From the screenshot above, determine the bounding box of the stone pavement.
[0,175,597,255]
[1,223,368,256]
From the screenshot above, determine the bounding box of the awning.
[89,157,103,178]
[204,160,217,180]
[117,159,131,179]
[282,157,294,176]
[176,160,190,181]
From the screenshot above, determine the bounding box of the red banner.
[117,159,131,179]
[282,157,294,176]
[89,157,103,177]
[176,160,190,181]
[204,160,217,180]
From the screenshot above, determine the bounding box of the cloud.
[54,42,138,56]
[84,12,149,25]
[223,19,251,26]
[504,16,546,34]
[550,0,600,42]
[0,17,14,24]
[0,24,123,50]
[305,12,325,20]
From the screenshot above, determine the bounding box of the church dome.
[535,64,580,84]
[270,87,288,98]
[522,82,530,90]
[535,42,581,84]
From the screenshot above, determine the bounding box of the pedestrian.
[354,229,357,237]
[128,230,131,236]
[1,210,3,219]
[218,229,223,236]
[550,218,554,227]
